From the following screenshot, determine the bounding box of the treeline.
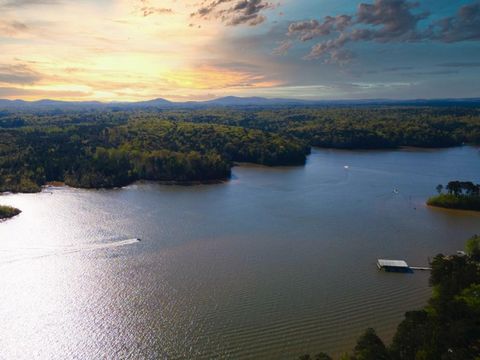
[160,107,480,149]
[0,117,308,192]
[427,181,480,211]
[0,106,479,192]
[299,235,480,360]
[2,107,480,150]
[436,181,480,197]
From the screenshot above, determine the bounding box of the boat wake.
[78,238,140,251]
[0,238,141,266]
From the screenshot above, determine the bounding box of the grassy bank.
[427,193,480,211]
[0,205,21,220]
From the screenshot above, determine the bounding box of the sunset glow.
[1,0,479,101]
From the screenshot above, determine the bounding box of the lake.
[1,146,479,359]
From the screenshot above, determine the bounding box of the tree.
[456,283,480,313]
[314,353,333,360]
[353,328,390,360]
[436,184,444,194]
[298,355,312,360]
[465,235,480,260]
[390,311,431,360]
[446,181,462,196]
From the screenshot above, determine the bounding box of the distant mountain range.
[0,96,479,110]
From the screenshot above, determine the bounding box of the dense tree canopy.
[0,110,309,192]
[0,105,479,192]
[159,107,480,149]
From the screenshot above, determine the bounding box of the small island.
[0,205,21,220]
[427,181,480,211]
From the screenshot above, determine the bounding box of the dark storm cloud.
[281,0,480,64]
[191,0,274,26]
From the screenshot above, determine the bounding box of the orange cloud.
[165,65,282,90]
[0,0,285,101]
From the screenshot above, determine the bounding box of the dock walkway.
[377,259,431,273]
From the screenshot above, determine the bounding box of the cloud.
[304,33,350,61]
[163,64,282,90]
[0,0,60,7]
[399,70,459,76]
[288,15,352,41]
[0,87,91,98]
[428,1,480,42]
[140,7,173,17]
[208,60,262,72]
[272,40,292,55]
[0,20,29,36]
[191,0,274,26]
[135,0,172,17]
[383,66,415,71]
[0,64,41,84]
[438,62,480,68]
[327,49,355,65]
[281,0,480,64]
[355,0,428,41]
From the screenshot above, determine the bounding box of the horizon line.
[1,96,480,105]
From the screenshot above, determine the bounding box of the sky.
[0,0,479,101]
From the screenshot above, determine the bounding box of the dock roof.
[377,259,409,268]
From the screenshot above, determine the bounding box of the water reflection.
[0,146,479,359]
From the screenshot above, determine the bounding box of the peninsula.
[428,181,480,211]
[0,205,21,220]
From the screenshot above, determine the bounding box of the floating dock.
[377,259,431,273]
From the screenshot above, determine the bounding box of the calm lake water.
[1,147,479,359]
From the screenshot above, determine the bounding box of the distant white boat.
[344,165,349,169]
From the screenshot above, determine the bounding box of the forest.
[159,106,480,148]
[298,235,480,360]
[0,106,479,192]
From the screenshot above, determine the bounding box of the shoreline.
[1,145,478,195]
[427,203,480,213]
[427,193,480,212]
[426,204,480,217]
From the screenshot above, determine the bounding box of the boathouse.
[377,259,412,273]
